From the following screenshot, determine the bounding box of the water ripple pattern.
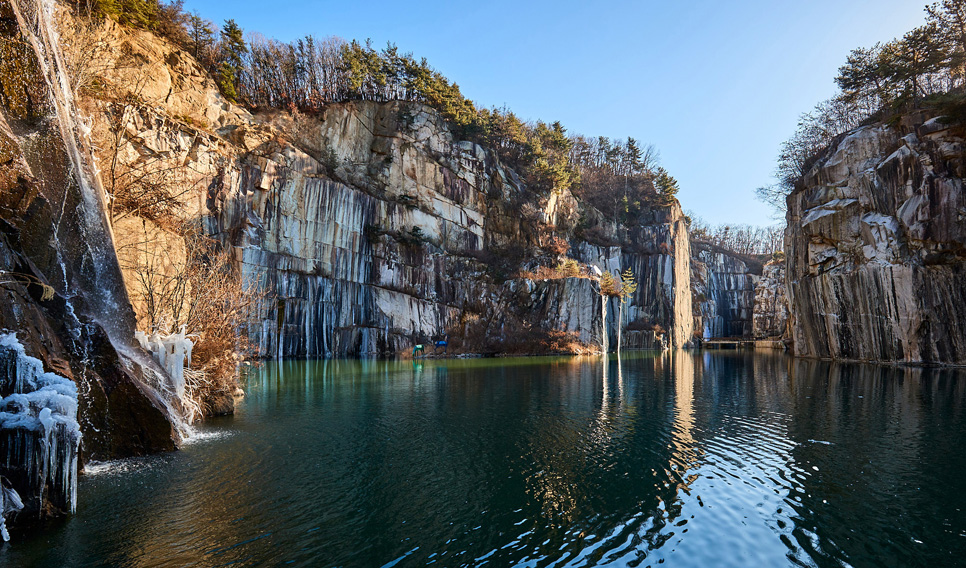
[4,352,966,567]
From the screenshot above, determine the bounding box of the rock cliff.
[786,113,966,365]
[0,0,710,532]
[0,0,178,524]
[690,243,759,339]
[74,18,697,357]
[752,259,788,339]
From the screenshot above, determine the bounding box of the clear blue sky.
[183,0,928,226]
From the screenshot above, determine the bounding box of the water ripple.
[6,353,966,568]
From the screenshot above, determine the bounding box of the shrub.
[120,221,261,417]
[519,258,590,281]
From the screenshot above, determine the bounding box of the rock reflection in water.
[3,352,966,567]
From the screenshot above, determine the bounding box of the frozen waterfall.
[0,333,81,526]
[136,328,197,420]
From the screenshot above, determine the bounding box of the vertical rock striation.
[57,14,700,355]
[520,205,694,349]
[690,243,759,339]
[786,114,966,364]
[752,260,789,339]
[93,74,698,355]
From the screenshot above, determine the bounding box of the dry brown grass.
[520,258,593,281]
[178,227,260,404]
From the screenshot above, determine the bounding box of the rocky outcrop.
[0,8,701,532]
[690,243,758,339]
[786,113,966,365]
[753,260,788,339]
[216,104,693,354]
[0,0,176,527]
[513,209,693,350]
[78,18,697,356]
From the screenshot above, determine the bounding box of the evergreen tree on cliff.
[927,0,966,78]
[655,167,680,202]
[189,12,216,66]
[218,19,247,102]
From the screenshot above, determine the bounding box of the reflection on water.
[3,352,966,567]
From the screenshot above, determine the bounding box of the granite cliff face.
[690,243,758,339]
[752,260,788,339]
[517,210,693,350]
[786,114,966,365]
[178,102,694,355]
[74,19,697,357]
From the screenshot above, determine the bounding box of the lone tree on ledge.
[616,268,638,354]
[596,270,620,353]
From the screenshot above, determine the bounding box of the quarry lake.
[5,351,966,567]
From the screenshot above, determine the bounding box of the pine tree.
[926,0,966,83]
[189,13,215,65]
[218,19,247,102]
[616,268,638,354]
[117,0,155,28]
[836,45,888,108]
[655,167,680,201]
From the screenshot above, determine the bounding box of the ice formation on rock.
[0,333,81,522]
[135,327,195,416]
[0,480,23,542]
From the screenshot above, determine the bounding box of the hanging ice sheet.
[0,333,81,522]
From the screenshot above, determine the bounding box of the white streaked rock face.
[97,77,700,356]
[786,114,966,364]
[85,20,698,356]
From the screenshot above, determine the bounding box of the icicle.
[134,331,149,351]
[136,327,194,418]
[10,0,191,443]
[0,481,24,542]
[0,333,81,519]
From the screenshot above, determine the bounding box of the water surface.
[4,351,966,567]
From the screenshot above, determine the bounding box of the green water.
[3,351,966,567]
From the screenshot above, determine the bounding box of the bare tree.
[120,221,262,414]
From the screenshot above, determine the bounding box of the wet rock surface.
[0,0,174,528]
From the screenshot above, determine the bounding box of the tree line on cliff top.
[70,0,681,226]
[759,0,966,212]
